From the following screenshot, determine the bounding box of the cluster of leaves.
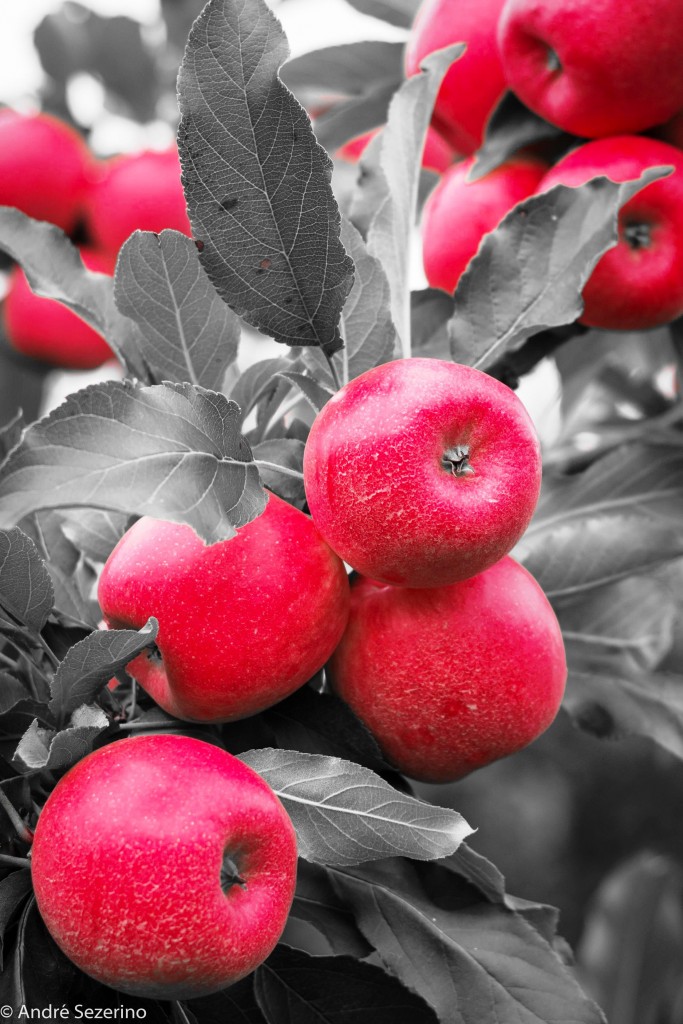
[0,0,682,1018]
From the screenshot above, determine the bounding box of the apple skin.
[303,358,542,588]
[405,0,508,156]
[539,137,683,330]
[498,0,683,138]
[0,110,93,233]
[338,125,455,173]
[31,734,298,999]
[98,492,350,722]
[3,249,115,369]
[84,147,191,258]
[422,154,547,294]
[328,557,567,782]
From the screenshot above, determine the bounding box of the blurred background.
[2,3,683,1020]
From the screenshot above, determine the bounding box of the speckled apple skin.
[405,0,507,156]
[0,110,93,233]
[3,249,115,369]
[98,492,350,721]
[31,735,298,999]
[540,137,683,330]
[329,557,567,782]
[422,155,547,295]
[498,0,683,138]
[303,359,542,588]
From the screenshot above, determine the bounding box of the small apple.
[303,358,542,588]
[83,147,191,258]
[539,136,683,330]
[405,0,508,156]
[338,125,455,173]
[421,154,547,295]
[0,110,93,233]
[31,734,298,999]
[328,557,567,782]
[98,492,350,721]
[3,249,115,369]
[498,0,683,137]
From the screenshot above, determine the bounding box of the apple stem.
[221,853,247,893]
[0,787,33,845]
[442,446,475,477]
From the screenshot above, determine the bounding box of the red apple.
[329,557,567,782]
[0,110,93,233]
[405,0,508,156]
[421,154,547,294]
[98,492,349,722]
[3,248,116,369]
[84,147,191,258]
[338,125,455,173]
[539,136,683,330]
[303,358,542,588]
[498,0,683,138]
[31,734,298,999]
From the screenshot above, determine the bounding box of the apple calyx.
[624,222,653,250]
[442,446,475,477]
[546,46,562,73]
[221,851,247,892]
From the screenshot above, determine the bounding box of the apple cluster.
[0,110,191,369]
[410,0,683,331]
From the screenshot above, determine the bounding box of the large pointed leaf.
[330,859,605,1024]
[0,528,53,634]
[13,709,110,773]
[254,944,438,1024]
[21,513,98,629]
[0,380,266,545]
[281,41,404,104]
[0,870,32,971]
[177,0,354,350]
[515,444,683,598]
[353,45,463,352]
[114,230,240,388]
[240,748,472,865]
[342,0,420,28]
[448,169,672,370]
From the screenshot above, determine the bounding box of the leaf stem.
[36,633,60,671]
[0,788,33,844]
[255,460,304,481]
[323,349,342,391]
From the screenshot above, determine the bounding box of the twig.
[0,788,33,844]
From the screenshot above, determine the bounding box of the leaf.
[177,0,354,351]
[253,439,306,506]
[354,45,463,351]
[470,92,565,180]
[0,380,266,545]
[239,748,473,865]
[254,944,439,1024]
[448,169,673,370]
[263,686,390,773]
[13,709,109,773]
[292,860,374,957]
[303,219,396,385]
[330,859,605,1024]
[0,870,32,972]
[0,675,40,717]
[229,357,295,427]
[0,528,53,634]
[342,0,421,28]
[411,288,454,359]
[184,978,266,1024]
[0,896,76,1012]
[0,411,24,463]
[59,509,129,564]
[49,618,159,722]
[577,853,683,1024]
[558,576,675,677]
[114,230,240,389]
[22,512,99,629]
[276,371,336,414]
[0,207,148,380]
[515,444,683,598]
[313,82,399,153]
[281,41,404,104]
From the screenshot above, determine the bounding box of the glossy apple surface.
[98,492,350,721]
[540,137,683,329]
[329,557,567,782]
[3,248,115,369]
[498,0,683,137]
[84,147,191,257]
[31,734,298,999]
[405,0,507,155]
[303,358,542,588]
[0,110,92,233]
[422,154,547,294]
[338,125,455,173]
